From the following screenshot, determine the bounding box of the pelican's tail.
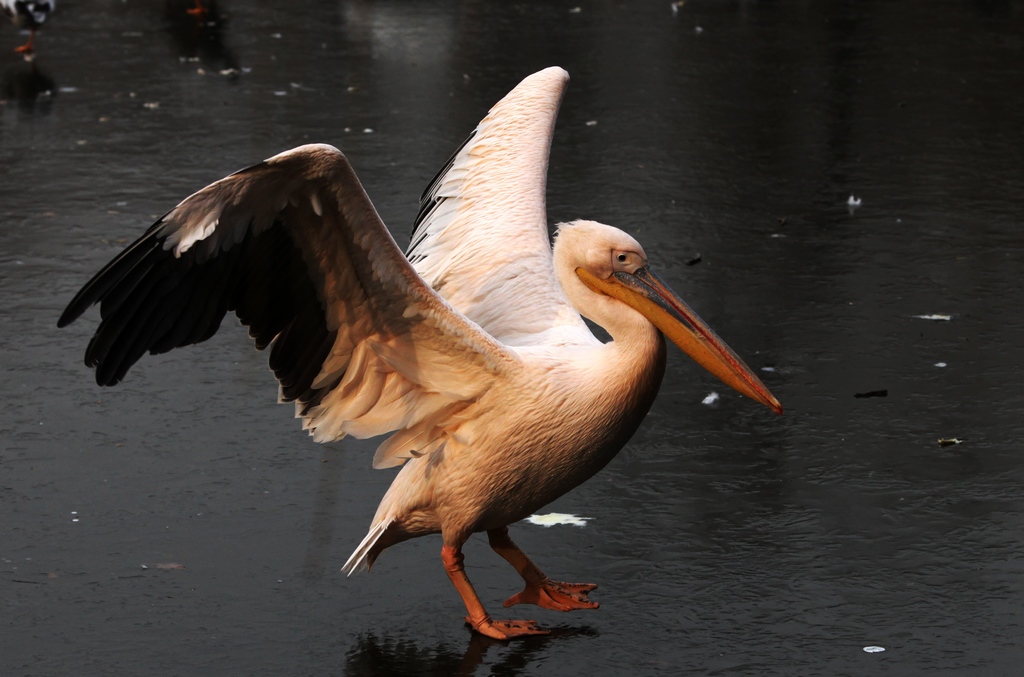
[341,518,394,575]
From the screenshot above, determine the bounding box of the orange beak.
[577,266,782,414]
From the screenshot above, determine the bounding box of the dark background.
[2,1,1022,675]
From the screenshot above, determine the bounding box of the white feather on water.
[525,513,591,527]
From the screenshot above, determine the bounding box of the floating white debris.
[525,513,590,527]
[585,120,598,126]
[702,391,720,406]
[847,195,862,207]
[694,25,704,34]
[934,362,947,368]
[671,1,686,16]
[58,86,78,93]
[761,366,776,372]
[863,646,885,653]
[273,91,288,97]
[271,33,282,39]
[363,128,374,134]
[142,102,160,109]
[913,314,952,321]
[569,6,582,13]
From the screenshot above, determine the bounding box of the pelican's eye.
[612,250,645,273]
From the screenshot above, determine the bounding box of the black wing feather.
[57,219,170,328]
[406,130,476,260]
[62,210,332,398]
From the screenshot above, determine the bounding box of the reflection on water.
[344,628,598,677]
[163,0,239,76]
[1,61,55,111]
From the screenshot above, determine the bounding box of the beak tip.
[763,394,783,415]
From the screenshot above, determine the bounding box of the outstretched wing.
[407,67,592,347]
[59,144,519,468]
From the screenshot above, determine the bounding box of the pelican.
[59,67,781,639]
[1,0,54,54]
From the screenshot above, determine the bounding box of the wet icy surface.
[3,1,1024,675]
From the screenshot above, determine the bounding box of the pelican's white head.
[552,219,782,414]
[553,220,648,314]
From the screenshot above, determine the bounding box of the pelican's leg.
[441,543,549,640]
[187,0,207,16]
[14,29,36,54]
[487,527,599,612]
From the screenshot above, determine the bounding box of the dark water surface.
[3,1,1023,675]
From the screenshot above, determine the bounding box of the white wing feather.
[407,67,593,347]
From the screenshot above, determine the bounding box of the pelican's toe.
[503,579,599,612]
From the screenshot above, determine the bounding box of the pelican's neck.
[554,260,661,355]
[571,290,667,469]
[589,290,663,352]
[595,306,666,416]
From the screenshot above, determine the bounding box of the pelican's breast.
[458,335,669,529]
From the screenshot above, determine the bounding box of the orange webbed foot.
[503,579,599,611]
[465,616,550,640]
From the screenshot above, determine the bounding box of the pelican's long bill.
[577,267,783,414]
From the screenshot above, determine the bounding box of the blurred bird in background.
[2,0,54,54]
